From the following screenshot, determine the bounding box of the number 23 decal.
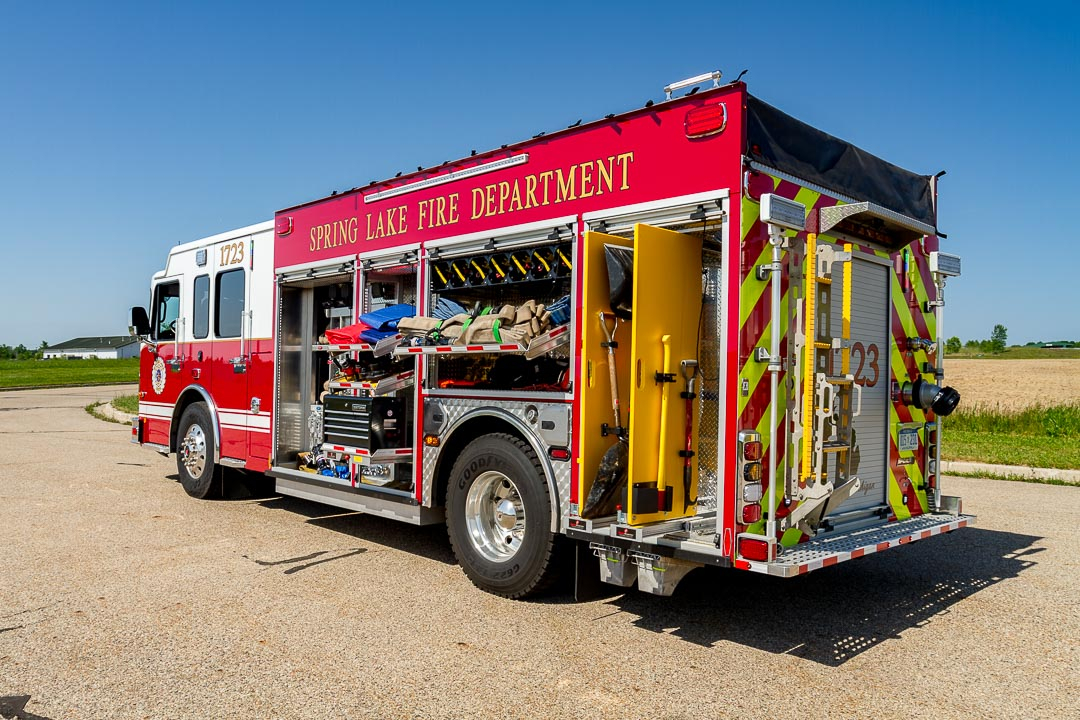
[851,342,880,387]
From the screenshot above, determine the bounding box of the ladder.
[784,234,862,535]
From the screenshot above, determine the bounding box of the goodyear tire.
[446,433,560,598]
[175,403,219,499]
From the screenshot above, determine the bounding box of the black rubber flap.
[604,246,634,320]
[746,95,936,228]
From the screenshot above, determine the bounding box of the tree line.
[0,341,49,360]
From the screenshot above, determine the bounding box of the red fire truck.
[130,71,969,598]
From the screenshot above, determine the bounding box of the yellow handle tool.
[657,334,672,511]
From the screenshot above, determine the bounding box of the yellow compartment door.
[626,224,703,524]
[577,231,634,512]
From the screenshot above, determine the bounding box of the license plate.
[898,428,919,452]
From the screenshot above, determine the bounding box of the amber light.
[684,103,727,138]
[423,434,440,447]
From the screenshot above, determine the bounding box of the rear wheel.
[446,433,560,598]
[176,403,219,499]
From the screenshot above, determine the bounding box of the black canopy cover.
[745,95,936,228]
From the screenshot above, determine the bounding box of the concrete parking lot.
[1,386,1077,719]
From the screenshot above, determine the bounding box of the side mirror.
[130,306,151,337]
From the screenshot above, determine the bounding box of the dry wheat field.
[945,359,1080,409]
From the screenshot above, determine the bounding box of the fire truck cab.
[131,72,970,599]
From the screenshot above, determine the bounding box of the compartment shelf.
[312,334,402,357]
[321,443,414,465]
[393,324,570,358]
[327,370,415,396]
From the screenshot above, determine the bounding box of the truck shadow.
[604,527,1042,666]
[255,495,457,565]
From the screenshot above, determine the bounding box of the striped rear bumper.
[734,514,971,577]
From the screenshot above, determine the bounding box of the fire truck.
[130,71,969,599]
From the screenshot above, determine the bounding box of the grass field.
[0,358,140,388]
[943,403,1080,470]
[948,346,1080,360]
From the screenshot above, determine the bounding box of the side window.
[193,275,210,339]
[215,268,245,338]
[152,281,180,341]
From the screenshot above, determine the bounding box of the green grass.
[0,357,139,388]
[948,346,1080,359]
[111,394,139,413]
[944,403,1080,469]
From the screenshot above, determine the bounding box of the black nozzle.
[901,377,961,417]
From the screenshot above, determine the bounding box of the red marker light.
[742,504,762,524]
[684,102,727,138]
[739,538,770,562]
[276,216,293,236]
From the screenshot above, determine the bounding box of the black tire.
[446,433,560,599]
[175,403,219,499]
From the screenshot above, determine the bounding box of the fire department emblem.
[151,357,167,394]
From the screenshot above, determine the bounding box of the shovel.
[581,311,628,519]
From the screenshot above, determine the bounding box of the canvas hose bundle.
[399,300,553,346]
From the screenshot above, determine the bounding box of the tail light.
[684,102,727,138]
[738,538,770,562]
[737,430,763,528]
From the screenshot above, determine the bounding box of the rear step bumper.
[735,513,973,578]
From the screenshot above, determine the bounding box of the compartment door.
[626,224,702,523]
[577,231,634,510]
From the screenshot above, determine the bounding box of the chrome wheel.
[180,424,207,478]
[464,470,526,562]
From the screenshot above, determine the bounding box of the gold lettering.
[471,187,484,219]
[579,161,594,199]
[366,213,375,240]
[555,166,577,203]
[485,184,497,217]
[417,199,429,230]
[616,151,634,190]
[539,170,554,205]
[498,181,511,215]
[309,227,317,252]
[397,205,407,235]
[448,193,460,224]
[509,179,524,212]
[596,156,614,196]
[525,175,538,209]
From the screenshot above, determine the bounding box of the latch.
[230,356,248,374]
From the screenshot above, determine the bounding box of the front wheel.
[176,402,219,499]
[446,433,560,598]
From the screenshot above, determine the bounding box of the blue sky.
[1,1,1077,347]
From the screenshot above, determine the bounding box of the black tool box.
[322,396,406,450]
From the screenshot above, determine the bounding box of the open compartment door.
[577,231,634,514]
[626,224,702,524]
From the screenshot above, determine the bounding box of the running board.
[270,469,444,526]
[735,513,972,578]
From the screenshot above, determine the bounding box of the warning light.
[742,504,762,524]
[684,102,727,138]
[548,447,571,461]
[423,434,440,447]
[743,440,762,461]
[276,216,293,236]
[738,538,770,562]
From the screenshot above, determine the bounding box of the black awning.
[746,95,936,228]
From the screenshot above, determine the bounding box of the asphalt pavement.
[1,386,1077,719]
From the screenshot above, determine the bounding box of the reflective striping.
[736,516,971,577]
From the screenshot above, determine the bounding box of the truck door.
[830,253,890,515]
[211,243,249,462]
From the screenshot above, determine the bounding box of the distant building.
[43,336,140,359]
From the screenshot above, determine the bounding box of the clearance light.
[548,447,571,461]
[684,102,728,138]
[739,538,770,562]
[276,216,293,236]
[743,440,762,461]
[423,434,440,447]
[743,482,763,503]
[742,504,762,524]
